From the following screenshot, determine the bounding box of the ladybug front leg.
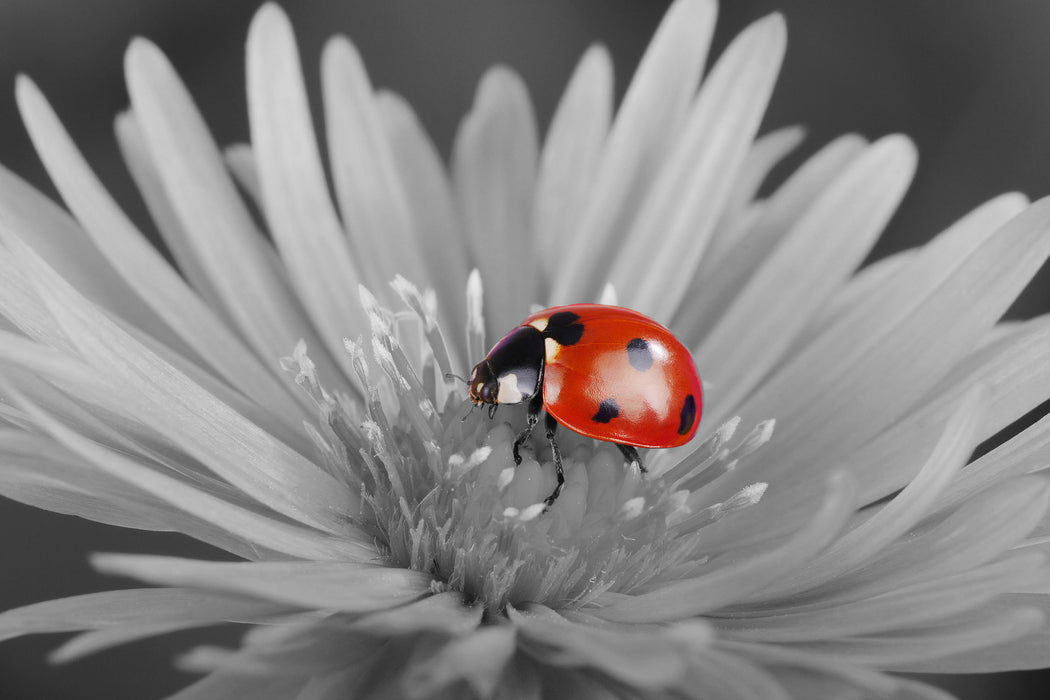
[616,444,645,474]
[512,393,544,465]
[542,413,565,509]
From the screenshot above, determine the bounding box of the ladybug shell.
[524,304,703,449]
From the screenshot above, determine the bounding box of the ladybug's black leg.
[542,413,565,508]
[512,393,544,465]
[616,443,646,474]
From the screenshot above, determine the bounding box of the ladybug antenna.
[444,371,469,384]
[460,403,477,422]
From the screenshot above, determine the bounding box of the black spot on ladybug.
[592,398,621,423]
[678,394,697,436]
[626,338,654,371]
[545,311,585,346]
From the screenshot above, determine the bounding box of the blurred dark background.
[1,1,1049,697]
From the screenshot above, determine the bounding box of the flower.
[2,0,1050,697]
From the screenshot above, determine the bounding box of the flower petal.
[771,669,950,700]
[944,410,1050,512]
[675,134,868,346]
[717,552,1045,641]
[376,91,469,363]
[0,164,162,338]
[510,604,696,689]
[0,231,360,534]
[247,4,368,380]
[0,588,291,643]
[113,111,227,322]
[785,605,1044,667]
[178,616,377,676]
[4,386,372,562]
[710,125,807,249]
[532,45,613,275]
[848,312,1050,504]
[894,595,1050,673]
[122,40,355,399]
[321,38,429,296]
[164,669,307,700]
[592,472,855,622]
[0,429,172,531]
[730,196,1050,491]
[50,624,203,664]
[402,625,516,699]
[756,387,981,598]
[91,554,433,612]
[823,476,1050,605]
[350,591,482,637]
[13,76,321,422]
[609,13,787,320]
[717,640,898,696]
[223,143,261,203]
[697,134,916,424]
[676,648,793,700]
[807,193,1026,341]
[452,66,538,332]
[115,113,321,441]
[552,0,717,303]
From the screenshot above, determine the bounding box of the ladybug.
[468,304,703,507]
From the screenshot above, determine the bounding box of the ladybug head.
[468,361,499,405]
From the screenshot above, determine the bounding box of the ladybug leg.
[616,443,646,474]
[512,393,544,465]
[542,413,565,509]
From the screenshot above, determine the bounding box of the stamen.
[465,269,485,361]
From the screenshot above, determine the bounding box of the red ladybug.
[468,304,703,507]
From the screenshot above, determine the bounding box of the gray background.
[1,1,1049,697]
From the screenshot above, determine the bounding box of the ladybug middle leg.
[542,413,565,508]
[616,443,646,474]
[512,393,544,465]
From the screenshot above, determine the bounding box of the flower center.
[285,285,770,614]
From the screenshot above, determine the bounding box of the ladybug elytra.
[468,304,703,507]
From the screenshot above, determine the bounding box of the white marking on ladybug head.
[496,372,524,404]
[544,337,563,363]
[528,317,549,332]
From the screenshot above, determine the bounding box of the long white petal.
[709,125,807,252]
[676,134,868,345]
[350,591,482,637]
[0,231,360,534]
[510,604,699,689]
[376,92,468,343]
[402,625,517,698]
[726,197,1050,492]
[551,0,717,303]
[452,66,538,333]
[14,76,324,426]
[322,38,427,295]
[7,386,372,562]
[755,388,981,598]
[0,164,163,338]
[610,13,787,320]
[532,45,613,275]
[697,135,915,424]
[123,41,355,400]
[847,314,1050,504]
[593,473,855,622]
[0,588,291,643]
[91,555,433,612]
[247,4,368,383]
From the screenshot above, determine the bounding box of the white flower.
[1,1,1050,698]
